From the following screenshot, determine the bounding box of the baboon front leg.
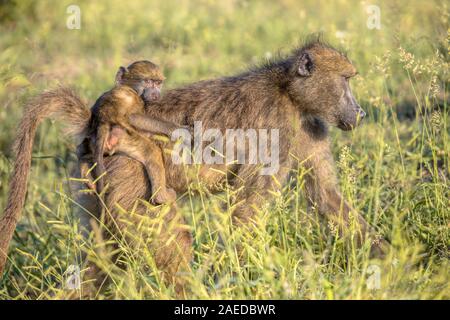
[303,142,387,256]
[129,114,187,136]
[231,164,290,226]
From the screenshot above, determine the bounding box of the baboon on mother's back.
[78,61,178,204]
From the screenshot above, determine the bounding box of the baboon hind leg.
[101,156,192,296]
[76,139,96,190]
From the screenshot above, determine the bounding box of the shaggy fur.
[0,40,387,282]
[0,87,90,273]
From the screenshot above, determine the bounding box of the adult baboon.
[94,39,387,276]
[0,40,387,282]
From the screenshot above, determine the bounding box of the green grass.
[0,0,448,299]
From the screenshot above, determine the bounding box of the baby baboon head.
[287,41,365,130]
[115,60,165,105]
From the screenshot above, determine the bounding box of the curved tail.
[0,86,91,274]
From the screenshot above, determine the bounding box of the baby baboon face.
[115,60,165,105]
[288,44,365,130]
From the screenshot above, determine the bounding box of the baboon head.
[287,42,365,130]
[115,60,165,104]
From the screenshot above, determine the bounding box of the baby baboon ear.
[115,66,127,85]
[298,52,313,77]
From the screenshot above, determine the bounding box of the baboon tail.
[0,86,91,274]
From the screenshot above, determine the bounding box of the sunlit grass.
[0,0,448,299]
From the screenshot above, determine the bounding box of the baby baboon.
[78,61,177,204]
[0,62,181,274]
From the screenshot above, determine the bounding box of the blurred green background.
[0,0,448,299]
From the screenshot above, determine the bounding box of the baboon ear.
[298,52,313,77]
[115,66,127,85]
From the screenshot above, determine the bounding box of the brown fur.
[84,86,176,204]
[79,61,176,205]
[0,64,178,275]
[0,87,90,274]
[90,40,387,284]
[0,40,387,282]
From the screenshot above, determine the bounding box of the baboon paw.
[152,188,177,204]
[369,237,390,259]
[84,181,96,191]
